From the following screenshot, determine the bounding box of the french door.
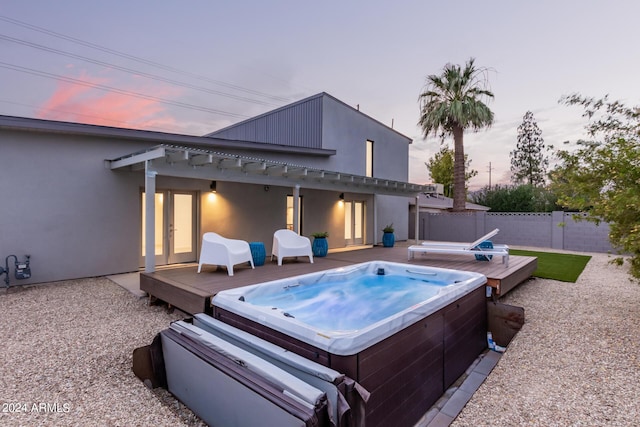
[141,190,197,266]
[344,201,365,245]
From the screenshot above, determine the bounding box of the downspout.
[293,184,300,234]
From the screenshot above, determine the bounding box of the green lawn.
[510,249,592,282]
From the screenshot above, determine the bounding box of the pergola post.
[373,194,378,245]
[145,162,157,273]
[415,195,420,244]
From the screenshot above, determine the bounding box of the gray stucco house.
[1,92,427,285]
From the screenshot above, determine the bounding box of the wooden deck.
[140,245,537,315]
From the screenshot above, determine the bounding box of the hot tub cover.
[193,313,369,426]
[171,320,324,407]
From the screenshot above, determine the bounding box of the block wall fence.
[409,211,616,254]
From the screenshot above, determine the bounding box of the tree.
[549,94,640,277]
[418,58,494,211]
[425,146,477,198]
[470,184,559,212]
[510,111,551,186]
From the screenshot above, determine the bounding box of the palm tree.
[418,58,494,211]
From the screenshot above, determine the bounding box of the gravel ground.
[453,251,640,426]
[0,277,204,427]
[1,251,637,426]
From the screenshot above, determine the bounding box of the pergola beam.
[287,167,308,177]
[307,170,325,179]
[242,161,267,172]
[109,146,165,169]
[266,164,288,175]
[109,144,431,196]
[166,150,188,163]
[218,157,242,169]
[189,154,213,166]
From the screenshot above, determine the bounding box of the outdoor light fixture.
[210,181,217,193]
[339,193,344,200]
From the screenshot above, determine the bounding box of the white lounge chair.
[408,228,510,266]
[197,232,255,276]
[271,229,314,266]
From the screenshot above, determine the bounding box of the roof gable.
[206,93,324,148]
[206,92,412,149]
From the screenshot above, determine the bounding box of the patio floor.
[140,244,537,315]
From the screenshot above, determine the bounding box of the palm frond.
[418,57,494,135]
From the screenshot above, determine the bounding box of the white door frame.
[345,200,365,246]
[141,188,197,268]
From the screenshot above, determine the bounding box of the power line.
[0,33,279,107]
[0,61,249,119]
[0,14,292,103]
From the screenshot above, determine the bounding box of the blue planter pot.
[382,232,395,247]
[312,237,328,257]
[249,242,266,266]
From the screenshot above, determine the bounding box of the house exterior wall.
[200,182,286,251]
[0,129,154,284]
[208,94,411,182]
[376,195,411,242]
[1,91,415,285]
[318,96,412,242]
[203,94,412,244]
[320,96,410,181]
[2,126,413,286]
[200,183,376,254]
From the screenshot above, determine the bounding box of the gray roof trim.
[109,144,429,196]
[0,115,335,157]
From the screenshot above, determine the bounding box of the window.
[365,140,374,177]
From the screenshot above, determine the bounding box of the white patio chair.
[408,228,510,266]
[271,229,314,266]
[197,232,255,276]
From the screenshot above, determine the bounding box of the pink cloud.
[37,70,181,131]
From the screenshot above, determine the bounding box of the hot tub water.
[246,273,445,331]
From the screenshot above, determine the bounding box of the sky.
[2,1,639,189]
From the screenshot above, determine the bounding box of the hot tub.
[212,261,488,427]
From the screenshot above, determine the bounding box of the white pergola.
[109,144,432,272]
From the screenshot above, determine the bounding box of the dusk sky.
[2,1,639,189]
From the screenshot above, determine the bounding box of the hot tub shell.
[212,261,488,427]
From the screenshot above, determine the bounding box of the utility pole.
[487,162,493,190]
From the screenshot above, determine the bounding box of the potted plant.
[311,232,329,257]
[382,224,395,247]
